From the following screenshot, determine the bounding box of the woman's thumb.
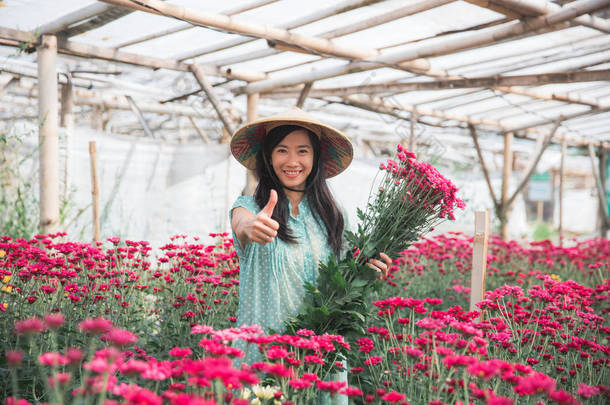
[262,189,278,217]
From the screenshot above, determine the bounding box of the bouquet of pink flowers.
[285,144,465,366]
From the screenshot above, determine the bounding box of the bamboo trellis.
[0,0,608,237]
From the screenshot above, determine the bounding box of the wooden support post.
[190,63,236,135]
[536,200,544,222]
[504,122,558,212]
[296,82,313,108]
[469,124,499,211]
[470,210,489,314]
[409,111,417,154]
[599,147,610,238]
[588,144,610,235]
[90,105,103,130]
[243,93,259,196]
[126,95,155,138]
[89,141,101,244]
[38,34,60,234]
[60,81,74,201]
[501,132,513,240]
[559,138,566,244]
[188,116,210,143]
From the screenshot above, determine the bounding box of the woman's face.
[271,129,314,191]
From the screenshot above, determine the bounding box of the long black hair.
[254,125,344,256]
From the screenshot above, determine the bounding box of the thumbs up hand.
[247,189,280,245]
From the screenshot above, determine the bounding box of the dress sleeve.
[229,196,261,257]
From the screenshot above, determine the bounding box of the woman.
[229,108,391,364]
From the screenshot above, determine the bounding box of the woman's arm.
[231,190,280,248]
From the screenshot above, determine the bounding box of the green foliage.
[532,222,553,241]
[0,129,40,238]
[285,254,380,335]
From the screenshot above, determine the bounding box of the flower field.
[0,233,608,404]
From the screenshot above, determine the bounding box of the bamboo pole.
[338,94,598,147]
[409,112,417,154]
[296,82,313,108]
[115,0,280,49]
[484,0,610,32]
[559,138,566,244]
[243,93,259,196]
[38,34,60,234]
[210,0,452,66]
[188,116,210,143]
[0,26,266,82]
[501,132,513,241]
[588,144,610,233]
[190,64,237,135]
[101,0,382,61]
[125,95,155,138]
[599,148,610,239]
[60,81,74,201]
[470,210,489,313]
[173,0,387,61]
[89,141,101,244]
[266,69,610,96]
[469,124,500,210]
[242,0,609,94]
[536,200,544,222]
[9,81,219,118]
[37,3,115,34]
[504,121,559,211]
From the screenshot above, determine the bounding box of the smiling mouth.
[283,170,303,178]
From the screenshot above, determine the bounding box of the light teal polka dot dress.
[230,195,347,405]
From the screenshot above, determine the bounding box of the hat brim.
[230,109,353,179]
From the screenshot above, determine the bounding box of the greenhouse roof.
[1,0,609,151]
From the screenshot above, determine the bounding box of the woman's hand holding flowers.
[367,252,392,279]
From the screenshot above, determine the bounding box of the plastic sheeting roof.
[1,0,609,153]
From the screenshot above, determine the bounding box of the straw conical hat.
[230,107,353,178]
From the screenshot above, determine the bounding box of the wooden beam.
[588,144,610,229]
[38,35,60,234]
[503,106,610,134]
[242,0,609,94]
[501,132,513,241]
[558,137,566,243]
[115,0,280,49]
[340,94,597,147]
[504,121,560,211]
[7,82,220,118]
[266,69,610,96]
[125,95,155,138]
[470,210,489,313]
[102,0,382,61]
[0,26,267,82]
[296,82,313,108]
[60,81,74,201]
[600,147,609,236]
[244,93,260,196]
[409,112,417,154]
[188,116,210,143]
[36,3,116,34]
[486,0,610,32]
[89,141,101,243]
[469,124,500,210]
[210,0,452,66]
[38,4,133,38]
[190,64,237,135]
[173,0,388,61]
